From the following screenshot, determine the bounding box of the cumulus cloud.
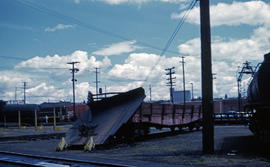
[107,24,270,99]
[178,27,270,64]
[172,1,270,27]
[177,25,270,97]
[92,40,141,56]
[107,52,201,100]
[15,50,112,75]
[44,24,74,32]
[0,71,34,102]
[108,53,165,80]
[0,71,32,90]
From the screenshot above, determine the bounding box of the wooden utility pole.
[190,82,194,101]
[23,82,26,104]
[180,56,186,111]
[94,67,100,99]
[53,108,56,130]
[165,67,176,103]
[67,61,80,120]
[149,84,152,102]
[200,0,214,154]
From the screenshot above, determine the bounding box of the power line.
[143,0,198,83]
[15,0,179,55]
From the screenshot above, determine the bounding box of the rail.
[0,151,135,167]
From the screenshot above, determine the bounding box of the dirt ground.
[1,125,270,166]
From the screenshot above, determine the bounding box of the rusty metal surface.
[132,102,202,127]
[66,87,145,146]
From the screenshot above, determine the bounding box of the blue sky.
[0,0,270,103]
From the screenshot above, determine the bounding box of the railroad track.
[0,151,136,167]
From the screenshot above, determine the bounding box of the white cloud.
[107,52,201,100]
[178,27,270,64]
[108,53,164,80]
[92,40,141,56]
[15,50,112,75]
[2,50,112,103]
[172,1,270,27]
[75,82,96,102]
[0,71,34,102]
[74,0,80,4]
[44,24,74,32]
[177,25,270,97]
[106,24,270,100]
[0,71,33,90]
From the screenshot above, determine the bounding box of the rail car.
[131,102,202,134]
[0,104,39,125]
[246,52,270,138]
[0,103,72,126]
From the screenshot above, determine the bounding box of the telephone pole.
[15,87,17,103]
[180,56,186,110]
[23,82,26,104]
[200,0,214,154]
[94,67,100,99]
[190,82,194,101]
[165,67,176,103]
[149,84,152,102]
[67,61,80,119]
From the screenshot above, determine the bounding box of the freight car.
[246,52,270,138]
[0,102,77,126]
[110,102,202,140]
[0,104,40,125]
[132,102,202,133]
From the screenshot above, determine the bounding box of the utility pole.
[67,61,80,120]
[149,84,152,102]
[190,82,194,101]
[165,67,176,103]
[200,0,214,154]
[105,85,107,98]
[15,87,17,103]
[180,56,186,109]
[23,82,26,104]
[94,67,100,99]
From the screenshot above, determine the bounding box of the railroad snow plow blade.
[57,87,145,151]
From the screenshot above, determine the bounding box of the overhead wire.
[143,0,198,83]
[10,0,197,104]
[15,0,179,55]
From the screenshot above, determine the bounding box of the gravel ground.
[1,125,270,166]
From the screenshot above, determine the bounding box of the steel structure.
[65,87,145,147]
[237,61,255,112]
